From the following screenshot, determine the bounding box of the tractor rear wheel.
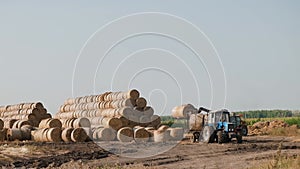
[202,126,214,143]
[241,126,248,136]
[217,131,227,144]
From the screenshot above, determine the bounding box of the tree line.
[234,110,295,119]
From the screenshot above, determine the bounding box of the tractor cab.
[202,108,242,144]
[230,114,248,136]
[207,109,234,132]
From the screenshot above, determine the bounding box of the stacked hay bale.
[31,118,63,142]
[0,102,52,141]
[55,89,162,142]
[0,102,51,127]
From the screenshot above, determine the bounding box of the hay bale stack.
[31,128,62,142]
[0,102,52,128]
[55,89,162,143]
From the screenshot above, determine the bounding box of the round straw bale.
[169,128,184,141]
[46,127,62,142]
[95,128,116,141]
[136,97,147,109]
[0,119,3,130]
[134,127,149,143]
[7,128,22,141]
[117,127,134,142]
[71,128,87,142]
[73,118,91,128]
[61,128,74,142]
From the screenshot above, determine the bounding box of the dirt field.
[0,136,299,169]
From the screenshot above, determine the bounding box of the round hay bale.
[43,113,52,119]
[101,117,122,131]
[150,115,161,128]
[31,128,48,142]
[153,130,171,142]
[7,128,23,141]
[61,128,74,142]
[117,127,134,142]
[0,106,8,112]
[118,116,129,126]
[128,89,140,100]
[12,120,32,129]
[145,127,155,142]
[158,125,169,132]
[39,118,62,128]
[189,114,204,131]
[143,106,154,117]
[136,98,147,109]
[20,125,32,140]
[139,115,151,126]
[4,119,17,128]
[0,119,3,130]
[95,128,116,141]
[0,130,5,141]
[33,102,44,109]
[134,127,149,143]
[73,118,91,128]
[1,128,8,141]
[169,128,184,141]
[171,104,197,119]
[71,128,88,142]
[46,127,62,142]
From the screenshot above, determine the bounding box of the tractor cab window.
[215,112,222,122]
[230,116,236,123]
[236,116,241,125]
[221,112,229,122]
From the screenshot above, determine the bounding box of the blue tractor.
[200,107,243,144]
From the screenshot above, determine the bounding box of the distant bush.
[284,117,300,127]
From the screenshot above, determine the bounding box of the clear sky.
[0,1,299,115]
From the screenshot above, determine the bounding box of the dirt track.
[0,136,299,169]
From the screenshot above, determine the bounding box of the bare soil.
[0,136,299,169]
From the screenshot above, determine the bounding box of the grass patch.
[251,142,300,169]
